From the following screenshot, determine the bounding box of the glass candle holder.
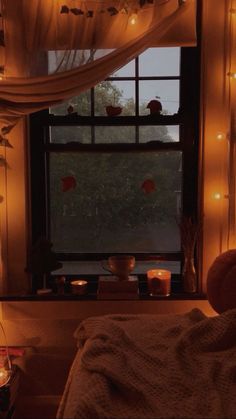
[147,269,171,297]
[71,280,88,295]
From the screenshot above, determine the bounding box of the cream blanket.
[57,308,236,419]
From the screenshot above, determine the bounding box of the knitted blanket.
[57,308,236,419]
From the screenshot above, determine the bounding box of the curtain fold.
[227,0,236,248]
[0,0,196,121]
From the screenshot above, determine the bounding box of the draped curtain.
[0,0,196,123]
[198,0,236,289]
[226,0,236,247]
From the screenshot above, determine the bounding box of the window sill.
[0,292,206,302]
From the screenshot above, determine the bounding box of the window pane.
[50,90,91,116]
[95,126,135,143]
[49,152,182,253]
[49,126,91,144]
[48,49,112,74]
[139,80,179,115]
[54,260,181,275]
[95,81,135,116]
[110,59,135,77]
[139,126,179,143]
[139,47,180,76]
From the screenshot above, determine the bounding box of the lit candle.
[71,280,88,295]
[0,368,10,387]
[147,269,171,297]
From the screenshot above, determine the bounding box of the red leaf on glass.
[61,176,76,192]
[141,179,156,194]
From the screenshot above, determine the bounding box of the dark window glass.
[49,151,182,254]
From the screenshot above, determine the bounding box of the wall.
[0,118,30,295]
[200,0,235,292]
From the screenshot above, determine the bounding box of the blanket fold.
[57,308,236,419]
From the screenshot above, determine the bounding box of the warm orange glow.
[71,280,88,295]
[228,71,236,79]
[71,280,87,286]
[147,269,171,296]
[213,192,221,200]
[129,13,138,25]
[216,132,226,141]
[0,366,10,387]
[147,269,171,280]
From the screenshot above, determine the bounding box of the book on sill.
[97,291,139,300]
[98,275,139,294]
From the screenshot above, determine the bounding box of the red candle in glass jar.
[147,269,171,297]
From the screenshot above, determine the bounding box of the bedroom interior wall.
[199,0,233,293]
[0,1,232,418]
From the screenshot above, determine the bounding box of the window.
[30,46,199,290]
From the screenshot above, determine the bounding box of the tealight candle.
[0,367,10,387]
[71,280,88,295]
[147,269,171,297]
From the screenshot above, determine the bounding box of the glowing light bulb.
[129,12,138,25]
[0,368,10,387]
[228,72,236,79]
[216,132,226,141]
[213,192,221,200]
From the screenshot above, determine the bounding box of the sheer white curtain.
[0,0,196,122]
[227,0,236,248]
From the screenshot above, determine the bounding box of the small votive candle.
[147,269,171,297]
[71,280,88,295]
[0,367,10,387]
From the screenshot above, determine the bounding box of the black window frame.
[29,43,200,290]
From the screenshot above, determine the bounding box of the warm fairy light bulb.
[129,12,138,25]
[228,72,236,79]
[216,132,226,141]
[0,368,8,386]
[213,192,221,200]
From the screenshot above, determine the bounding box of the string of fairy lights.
[59,0,172,23]
[213,6,236,204]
